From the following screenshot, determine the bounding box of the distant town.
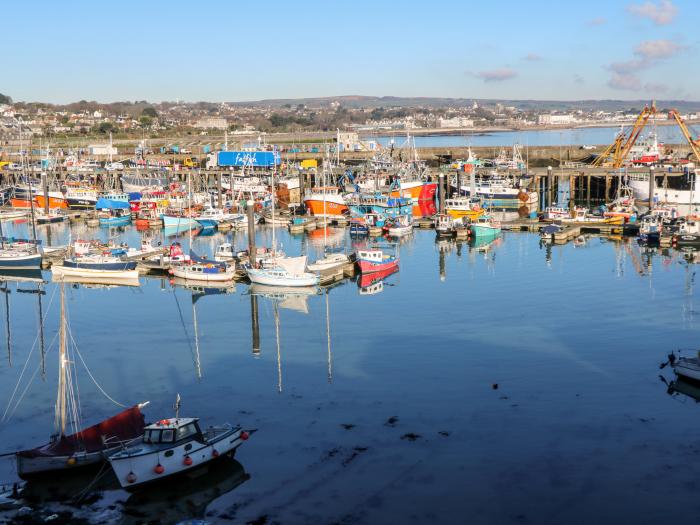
[1,93,699,140]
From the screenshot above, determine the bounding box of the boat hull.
[0,252,42,269]
[247,269,319,287]
[162,215,200,229]
[303,198,348,217]
[389,181,437,201]
[673,358,700,382]
[53,265,139,281]
[16,450,108,480]
[469,225,501,238]
[109,427,245,490]
[357,259,399,274]
[170,266,236,282]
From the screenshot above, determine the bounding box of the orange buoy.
[183,456,193,466]
[154,464,165,474]
[212,449,219,458]
[126,472,137,484]
[240,431,250,441]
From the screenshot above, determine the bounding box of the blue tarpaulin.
[95,198,130,210]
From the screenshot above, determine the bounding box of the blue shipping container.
[217,151,280,167]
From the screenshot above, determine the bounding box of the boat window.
[143,429,158,443]
[177,423,198,441]
[161,429,175,442]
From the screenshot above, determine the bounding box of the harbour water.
[366,124,689,148]
[0,221,699,523]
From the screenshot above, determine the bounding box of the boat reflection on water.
[170,277,236,297]
[18,458,249,525]
[122,458,249,525]
[0,269,44,284]
[664,375,700,404]
[249,284,319,391]
[358,266,398,295]
[51,272,141,288]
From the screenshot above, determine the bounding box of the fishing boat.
[303,186,348,217]
[195,208,245,229]
[674,219,700,246]
[356,248,399,274]
[349,217,369,236]
[445,197,484,221]
[384,214,413,237]
[543,206,571,221]
[64,186,98,209]
[214,243,236,262]
[358,265,398,289]
[458,176,537,209]
[15,282,147,479]
[434,214,460,237]
[98,208,131,227]
[469,215,502,239]
[0,218,42,269]
[638,214,663,244]
[108,416,250,490]
[346,192,413,219]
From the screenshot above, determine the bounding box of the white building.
[537,114,576,125]
[88,144,118,156]
[194,117,228,130]
[438,117,474,128]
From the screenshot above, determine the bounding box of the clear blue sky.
[2,0,698,103]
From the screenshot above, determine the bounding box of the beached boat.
[15,282,146,479]
[356,248,399,274]
[108,417,250,490]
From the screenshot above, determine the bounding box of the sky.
[1,0,698,103]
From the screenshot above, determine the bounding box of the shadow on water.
[18,457,248,525]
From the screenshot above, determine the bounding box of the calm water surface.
[0,220,699,524]
[366,125,688,148]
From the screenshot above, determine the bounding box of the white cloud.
[608,73,642,91]
[627,0,678,25]
[634,39,683,59]
[607,38,684,90]
[644,82,668,93]
[523,53,542,61]
[573,74,585,85]
[475,68,518,82]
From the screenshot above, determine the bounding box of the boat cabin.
[143,418,202,445]
[357,250,390,262]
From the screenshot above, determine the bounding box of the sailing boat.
[15,283,147,479]
[247,150,320,287]
[171,171,236,282]
[307,152,350,272]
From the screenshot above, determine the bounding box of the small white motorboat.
[108,417,250,490]
[307,252,349,272]
[247,256,319,287]
[670,353,700,382]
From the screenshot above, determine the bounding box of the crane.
[593,102,656,168]
[668,109,700,163]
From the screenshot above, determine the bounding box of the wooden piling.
[247,200,256,267]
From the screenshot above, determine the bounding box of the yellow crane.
[668,109,700,163]
[593,102,656,168]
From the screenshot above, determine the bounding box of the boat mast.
[56,282,67,436]
[192,295,202,380]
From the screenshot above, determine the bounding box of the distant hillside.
[229,95,700,112]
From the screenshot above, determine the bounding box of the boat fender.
[66,457,77,466]
[126,472,137,484]
[159,419,169,425]
[183,455,193,466]
[212,449,219,458]
[240,431,250,441]
[154,464,165,475]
